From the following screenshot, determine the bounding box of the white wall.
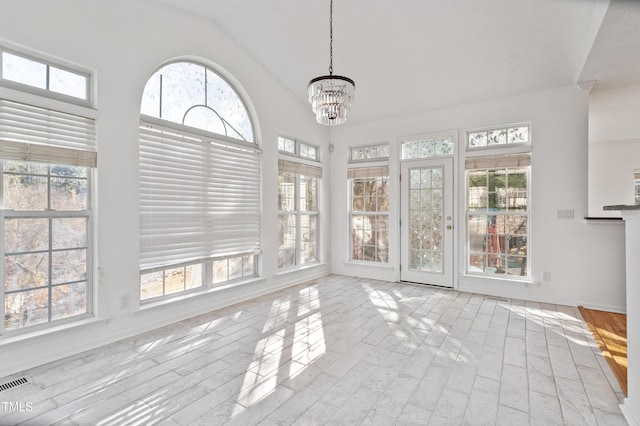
[0,0,629,379]
[589,140,640,215]
[0,0,331,378]
[330,85,626,312]
[588,82,640,217]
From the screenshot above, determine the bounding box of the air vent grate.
[0,377,29,392]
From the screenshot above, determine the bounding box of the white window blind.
[139,122,262,270]
[0,98,97,167]
[278,159,322,179]
[465,153,531,170]
[347,165,389,179]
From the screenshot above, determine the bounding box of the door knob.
[446,225,453,230]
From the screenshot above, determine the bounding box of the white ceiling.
[156,0,639,126]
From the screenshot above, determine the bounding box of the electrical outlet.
[543,271,551,282]
[120,294,131,310]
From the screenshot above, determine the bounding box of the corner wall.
[588,82,640,217]
[330,86,626,312]
[0,0,331,378]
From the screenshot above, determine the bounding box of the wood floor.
[579,306,628,396]
[0,276,627,425]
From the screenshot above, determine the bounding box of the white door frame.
[400,157,454,287]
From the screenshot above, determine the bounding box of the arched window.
[141,61,254,142]
[139,61,260,302]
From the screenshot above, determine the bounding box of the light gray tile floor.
[0,275,628,425]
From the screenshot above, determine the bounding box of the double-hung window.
[139,61,260,301]
[277,137,321,270]
[465,124,531,278]
[0,47,96,333]
[348,143,390,263]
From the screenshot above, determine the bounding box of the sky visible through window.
[140,62,254,142]
[1,51,88,100]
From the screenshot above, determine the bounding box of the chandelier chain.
[329,0,333,75]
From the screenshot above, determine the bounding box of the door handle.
[447,225,453,230]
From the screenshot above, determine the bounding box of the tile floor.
[0,275,628,425]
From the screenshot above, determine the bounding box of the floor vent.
[0,377,29,392]
[484,295,511,303]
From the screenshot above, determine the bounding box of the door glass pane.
[408,166,444,273]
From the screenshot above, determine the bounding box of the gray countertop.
[604,204,640,211]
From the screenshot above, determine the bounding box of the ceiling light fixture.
[307,0,355,126]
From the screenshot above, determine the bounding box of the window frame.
[348,172,390,264]
[0,161,94,335]
[400,135,455,160]
[0,45,96,335]
[140,253,258,303]
[277,158,321,271]
[139,61,260,303]
[464,128,532,280]
[278,136,320,162]
[0,46,92,107]
[466,123,531,151]
[140,60,255,143]
[349,143,389,163]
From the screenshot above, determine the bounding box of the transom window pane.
[350,143,389,162]
[278,136,319,161]
[468,125,530,149]
[278,136,296,154]
[141,62,254,142]
[401,137,454,160]
[2,52,46,89]
[1,50,89,101]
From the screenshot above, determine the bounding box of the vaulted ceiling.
[156,0,639,125]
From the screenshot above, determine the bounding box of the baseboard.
[577,302,627,314]
[0,266,331,379]
[621,399,640,426]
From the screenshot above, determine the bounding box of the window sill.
[136,276,266,314]
[275,262,327,277]
[344,261,394,270]
[463,272,537,286]
[0,316,108,346]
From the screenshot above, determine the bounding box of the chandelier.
[307,0,355,126]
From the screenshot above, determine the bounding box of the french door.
[400,158,454,287]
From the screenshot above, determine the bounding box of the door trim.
[400,157,454,287]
